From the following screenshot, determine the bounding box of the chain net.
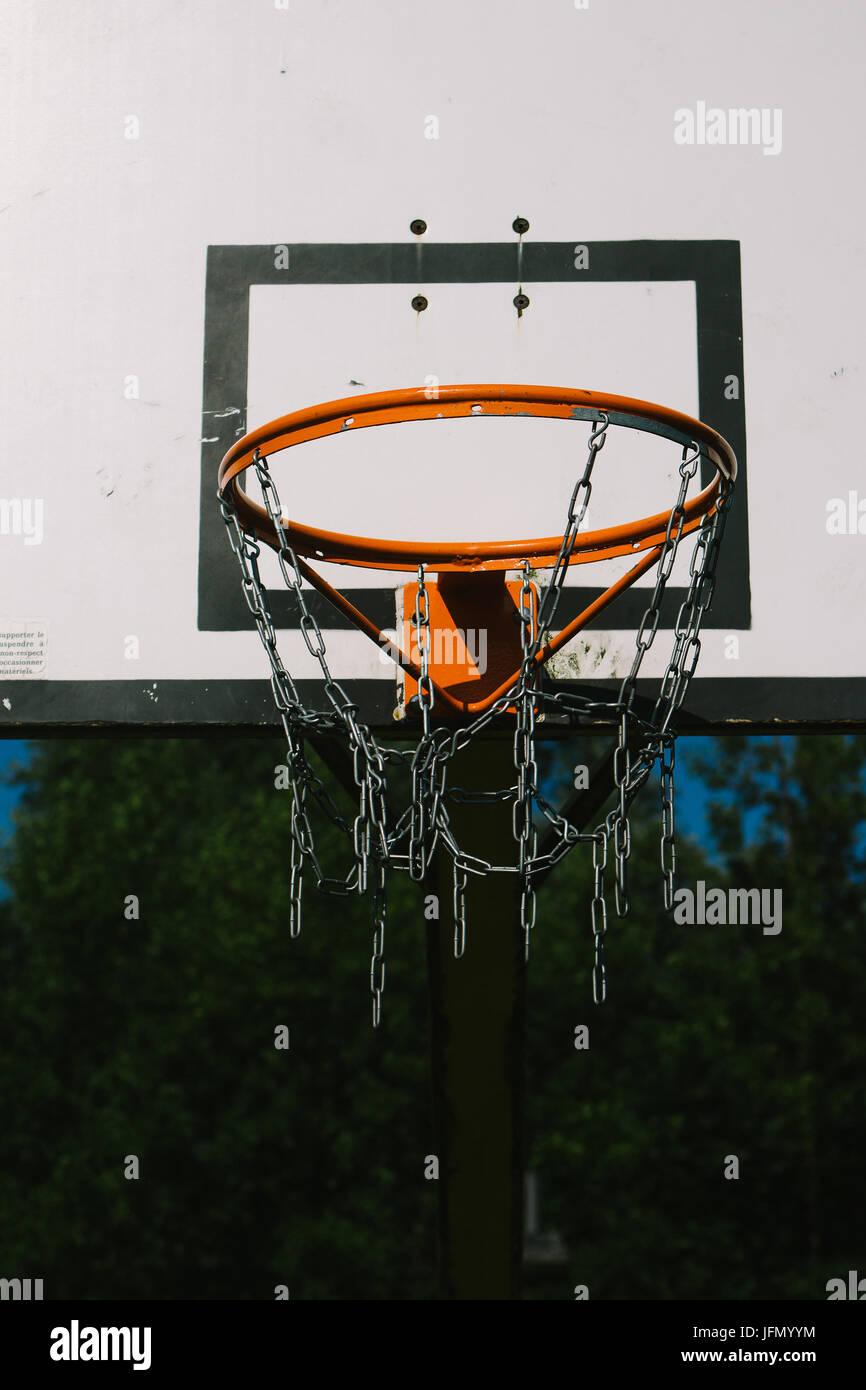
[219,411,734,1024]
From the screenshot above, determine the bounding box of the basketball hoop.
[218,384,735,1021]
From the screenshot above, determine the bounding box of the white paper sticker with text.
[0,624,47,678]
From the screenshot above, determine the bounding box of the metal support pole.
[425,739,525,1299]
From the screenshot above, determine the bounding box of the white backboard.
[2,0,864,731]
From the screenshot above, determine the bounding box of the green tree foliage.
[0,734,864,1299]
[526,736,866,1298]
[0,740,435,1299]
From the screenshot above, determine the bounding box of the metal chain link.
[591,830,608,1004]
[532,414,608,652]
[515,561,539,960]
[370,861,386,1027]
[453,862,468,959]
[413,563,434,732]
[660,734,676,910]
[408,565,437,883]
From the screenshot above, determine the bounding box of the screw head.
[513,292,530,311]
[410,219,427,236]
[411,294,428,312]
[512,216,530,235]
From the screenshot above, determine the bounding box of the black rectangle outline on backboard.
[5,244,866,733]
[198,241,750,637]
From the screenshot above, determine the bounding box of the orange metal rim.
[217,383,737,573]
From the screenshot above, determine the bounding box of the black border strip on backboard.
[3,679,866,735]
